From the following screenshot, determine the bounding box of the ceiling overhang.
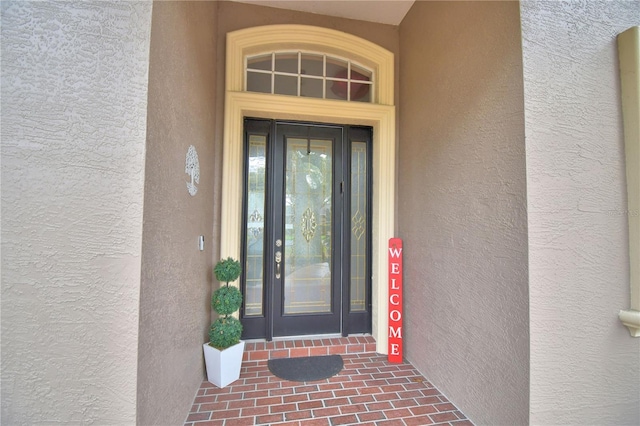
[229,0,415,26]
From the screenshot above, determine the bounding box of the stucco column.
[1,2,152,423]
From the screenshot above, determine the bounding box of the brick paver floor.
[185,351,473,426]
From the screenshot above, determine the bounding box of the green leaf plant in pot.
[203,257,244,388]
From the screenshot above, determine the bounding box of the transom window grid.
[245,51,374,103]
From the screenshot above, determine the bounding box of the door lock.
[275,251,282,279]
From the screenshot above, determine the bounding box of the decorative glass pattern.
[246,51,373,103]
[284,137,333,314]
[301,207,317,242]
[244,135,266,316]
[350,141,368,312]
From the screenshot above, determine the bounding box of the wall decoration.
[185,145,200,196]
[388,238,403,363]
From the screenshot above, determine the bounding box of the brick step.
[242,334,376,362]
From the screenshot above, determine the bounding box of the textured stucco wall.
[137,2,219,425]
[1,1,152,423]
[399,2,529,425]
[521,1,640,424]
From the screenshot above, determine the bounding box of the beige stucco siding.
[522,1,640,424]
[137,2,219,424]
[399,1,529,424]
[1,1,152,423]
[3,1,638,424]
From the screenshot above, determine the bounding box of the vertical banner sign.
[388,238,403,363]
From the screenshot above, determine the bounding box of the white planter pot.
[202,340,245,388]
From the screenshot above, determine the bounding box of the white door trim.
[222,25,396,353]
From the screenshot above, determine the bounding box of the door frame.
[221,25,395,353]
[242,119,374,339]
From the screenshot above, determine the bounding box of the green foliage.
[209,257,243,349]
[212,285,242,316]
[214,257,242,284]
[209,316,243,349]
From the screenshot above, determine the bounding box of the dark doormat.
[267,355,344,382]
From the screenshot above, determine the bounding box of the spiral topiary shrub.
[209,257,243,349]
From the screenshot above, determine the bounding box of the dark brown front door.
[241,119,372,340]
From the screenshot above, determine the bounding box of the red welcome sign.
[388,238,403,363]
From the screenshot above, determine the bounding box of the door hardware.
[275,251,282,279]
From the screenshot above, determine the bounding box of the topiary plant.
[213,257,242,284]
[209,257,243,349]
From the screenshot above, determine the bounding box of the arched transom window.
[246,51,374,102]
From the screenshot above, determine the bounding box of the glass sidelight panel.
[244,135,266,316]
[350,142,368,312]
[283,137,333,314]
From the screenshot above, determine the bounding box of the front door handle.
[275,251,282,279]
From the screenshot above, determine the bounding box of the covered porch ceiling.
[229,0,416,25]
